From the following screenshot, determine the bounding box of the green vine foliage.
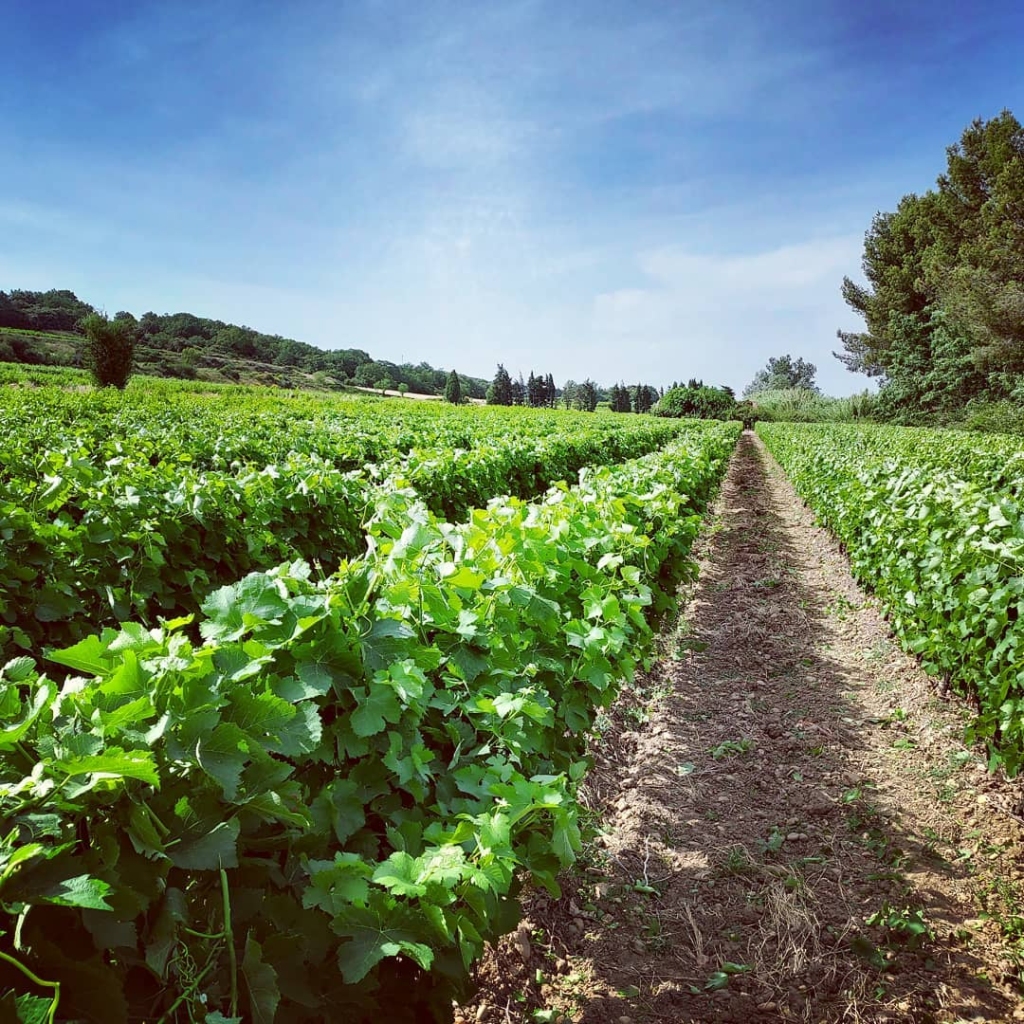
[759,422,1024,773]
[0,423,739,1022]
[0,390,694,662]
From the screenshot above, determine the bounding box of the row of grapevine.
[759,422,1024,496]
[758,422,1024,771]
[0,422,739,1023]
[0,382,677,478]
[1,398,693,660]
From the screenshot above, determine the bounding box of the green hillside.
[0,287,489,396]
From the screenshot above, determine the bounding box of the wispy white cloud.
[591,235,867,391]
[8,0,1014,396]
[636,236,863,304]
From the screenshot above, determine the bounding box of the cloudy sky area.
[2,0,1022,393]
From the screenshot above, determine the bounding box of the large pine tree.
[835,110,1024,415]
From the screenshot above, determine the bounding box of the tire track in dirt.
[459,430,1024,1024]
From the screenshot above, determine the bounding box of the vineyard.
[0,384,694,661]
[4,387,1024,1023]
[758,422,1024,772]
[0,383,737,1022]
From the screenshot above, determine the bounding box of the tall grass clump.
[751,388,877,423]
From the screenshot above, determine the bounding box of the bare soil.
[456,431,1024,1024]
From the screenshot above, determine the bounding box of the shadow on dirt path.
[458,431,1024,1024]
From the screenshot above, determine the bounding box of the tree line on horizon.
[0,288,730,411]
[485,365,560,407]
[485,364,666,414]
[484,363,752,419]
[1,285,838,424]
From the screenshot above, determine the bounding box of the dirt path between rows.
[457,430,1024,1024]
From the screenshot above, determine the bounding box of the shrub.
[82,313,135,388]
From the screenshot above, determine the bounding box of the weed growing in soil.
[865,903,933,950]
[711,737,752,759]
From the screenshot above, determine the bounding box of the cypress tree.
[444,370,463,404]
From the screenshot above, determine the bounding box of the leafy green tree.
[444,370,463,404]
[398,382,409,397]
[545,373,557,407]
[510,374,526,406]
[631,382,657,414]
[0,288,95,332]
[835,191,941,379]
[575,379,598,412]
[655,384,735,419]
[835,110,1024,416]
[527,371,555,408]
[374,377,394,396]
[743,355,818,398]
[489,363,513,405]
[355,362,383,387]
[933,112,1024,385]
[562,380,577,409]
[82,313,135,388]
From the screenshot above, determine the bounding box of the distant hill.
[0,287,489,397]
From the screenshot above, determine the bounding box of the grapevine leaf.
[200,574,289,641]
[380,660,428,702]
[0,678,55,749]
[303,853,373,913]
[98,694,155,733]
[107,621,159,651]
[350,686,402,738]
[361,619,416,673]
[82,907,138,949]
[235,789,301,829]
[242,935,281,1024]
[446,646,489,683]
[372,852,426,897]
[40,874,114,910]
[270,700,322,757]
[2,656,35,682]
[332,904,434,983]
[46,632,115,675]
[224,688,295,742]
[293,658,335,696]
[196,723,250,800]
[444,567,486,590]
[13,993,51,1024]
[53,748,159,787]
[311,779,366,843]
[145,887,189,975]
[168,819,240,871]
[551,809,581,866]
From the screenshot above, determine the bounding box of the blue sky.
[2,0,1022,394]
